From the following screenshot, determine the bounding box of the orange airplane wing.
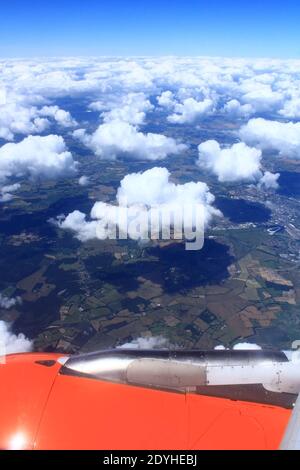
[0,352,292,450]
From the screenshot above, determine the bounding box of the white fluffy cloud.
[198,140,281,188]
[0,321,32,355]
[0,100,49,141]
[0,296,30,356]
[280,97,300,119]
[78,175,90,187]
[0,135,77,184]
[77,92,182,160]
[198,140,264,183]
[0,293,22,309]
[39,106,77,128]
[157,90,175,108]
[157,91,213,123]
[54,210,99,242]
[240,118,300,159]
[0,86,77,141]
[258,171,280,190]
[240,85,284,114]
[116,167,215,212]
[99,93,153,126]
[118,336,168,350]
[74,121,186,161]
[0,183,21,202]
[1,56,300,136]
[1,57,300,152]
[167,98,214,124]
[55,167,221,243]
[224,99,253,118]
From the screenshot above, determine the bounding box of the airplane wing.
[0,350,298,450]
[280,394,300,450]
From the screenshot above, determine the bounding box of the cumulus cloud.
[279,97,300,119]
[54,210,99,242]
[2,57,300,151]
[78,175,90,187]
[224,99,254,118]
[55,167,221,244]
[77,93,175,161]
[258,171,280,190]
[74,121,186,161]
[240,84,284,114]
[0,100,49,141]
[0,135,77,186]
[0,321,32,356]
[0,183,21,202]
[1,56,300,137]
[0,293,22,309]
[167,98,214,124]
[198,140,263,183]
[197,140,281,188]
[240,118,300,159]
[157,90,175,108]
[0,87,77,141]
[0,292,34,357]
[118,336,168,350]
[157,89,214,123]
[39,106,77,128]
[116,167,216,213]
[99,93,153,126]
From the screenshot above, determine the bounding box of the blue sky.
[1,0,300,58]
